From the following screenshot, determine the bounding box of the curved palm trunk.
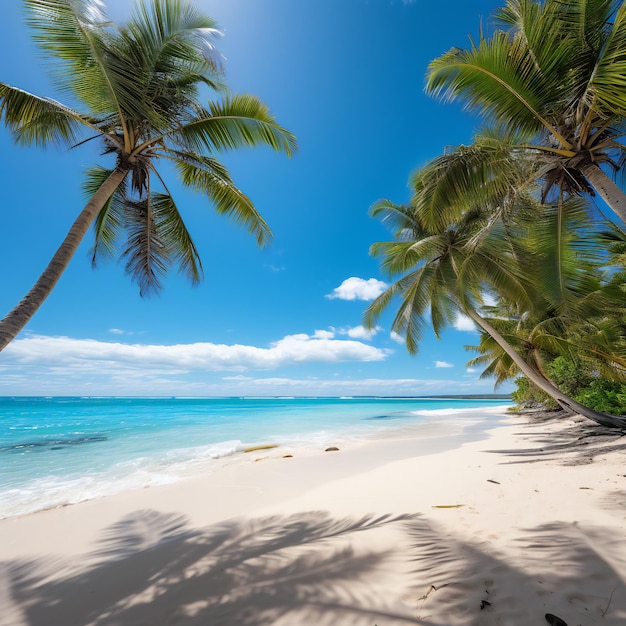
[464,308,626,429]
[0,166,129,352]
[582,164,626,225]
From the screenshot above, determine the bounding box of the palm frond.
[392,266,441,353]
[84,165,129,263]
[122,193,169,297]
[171,95,297,157]
[170,151,272,246]
[369,238,442,276]
[523,197,605,315]
[150,189,203,283]
[409,136,538,230]
[121,185,204,295]
[363,282,400,330]
[24,0,120,115]
[0,82,92,147]
[128,0,224,74]
[426,29,571,143]
[369,198,426,241]
[583,1,626,116]
[108,0,226,132]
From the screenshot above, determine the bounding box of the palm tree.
[0,0,296,352]
[365,190,626,427]
[467,219,626,404]
[426,0,626,226]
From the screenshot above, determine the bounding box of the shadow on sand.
[2,506,626,625]
[488,411,626,465]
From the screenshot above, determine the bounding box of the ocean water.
[0,396,511,519]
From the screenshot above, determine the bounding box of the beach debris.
[282,454,293,458]
[432,504,464,509]
[325,446,340,452]
[487,479,500,484]
[244,444,278,453]
[601,587,616,617]
[480,599,492,610]
[545,614,567,626]
[417,583,455,601]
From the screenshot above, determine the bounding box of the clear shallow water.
[0,396,510,518]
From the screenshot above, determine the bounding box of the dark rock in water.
[1,435,108,453]
[325,446,340,452]
[545,614,568,626]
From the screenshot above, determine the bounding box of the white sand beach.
[2,409,626,626]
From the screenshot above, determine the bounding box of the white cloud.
[435,361,454,368]
[453,315,477,332]
[342,325,380,340]
[193,376,500,398]
[0,339,510,397]
[326,277,388,301]
[390,331,404,344]
[3,332,388,377]
[482,293,498,307]
[466,367,478,374]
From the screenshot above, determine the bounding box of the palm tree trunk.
[0,166,129,352]
[582,164,626,225]
[464,308,626,429]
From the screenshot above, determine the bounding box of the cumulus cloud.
[341,325,380,340]
[466,367,478,373]
[326,277,388,301]
[390,331,404,344]
[4,332,388,375]
[435,361,454,368]
[453,315,477,332]
[0,337,507,396]
[482,293,498,307]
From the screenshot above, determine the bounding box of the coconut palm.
[426,0,626,226]
[467,219,626,396]
[0,0,296,352]
[365,190,626,427]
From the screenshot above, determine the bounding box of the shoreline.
[2,409,626,625]
[0,403,511,521]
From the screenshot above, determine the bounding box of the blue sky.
[0,0,514,397]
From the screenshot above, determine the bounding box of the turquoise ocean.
[0,396,511,519]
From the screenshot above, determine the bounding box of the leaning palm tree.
[0,0,296,352]
[365,192,626,427]
[426,0,626,226]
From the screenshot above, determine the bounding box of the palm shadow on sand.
[487,411,626,465]
[3,506,626,625]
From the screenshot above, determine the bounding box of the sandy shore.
[1,409,626,625]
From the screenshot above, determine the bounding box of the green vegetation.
[425,0,626,226]
[0,0,296,352]
[367,0,626,427]
[512,358,626,415]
